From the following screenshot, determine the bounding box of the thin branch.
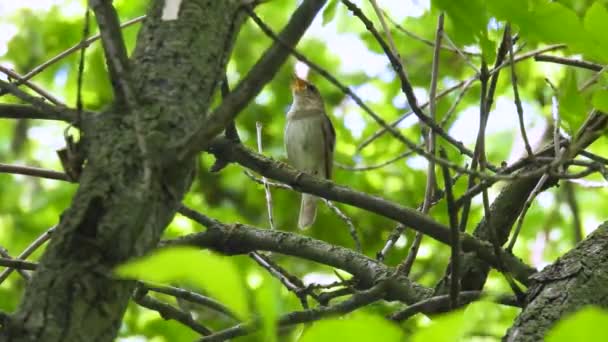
[244,170,293,190]
[335,150,414,171]
[0,248,29,280]
[322,199,361,252]
[255,122,275,229]
[563,182,583,243]
[439,77,476,127]
[0,163,71,182]
[89,0,134,108]
[439,148,460,309]
[458,29,511,233]
[368,0,399,58]
[389,291,519,322]
[0,257,37,271]
[340,0,484,168]
[356,80,466,153]
[0,79,78,123]
[248,251,313,308]
[383,11,480,56]
[441,32,480,74]
[0,226,55,285]
[358,44,566,152]
[210,75,241,172]
[398,13,444,276]
[0,65,64,106]
[490,44,566,76]
[0,104,71,121]
[507,150,563,252]
[140,282,239,320]
[534,54,603,71]
[76,7,91,121]
[133,287,212,336]
[199,281,388,342]
[507,25,533,157]
[4,16,145,92]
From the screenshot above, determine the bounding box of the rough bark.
[1,1,244,341]
[504,221,608,341]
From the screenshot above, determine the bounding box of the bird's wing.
[322,112,336,179]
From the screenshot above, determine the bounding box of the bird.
[284,75,336,229]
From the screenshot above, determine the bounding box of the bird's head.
[291,75,324,111]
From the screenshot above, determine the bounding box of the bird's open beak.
[291,75,307,92]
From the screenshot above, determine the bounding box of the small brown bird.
[284,76,335,229]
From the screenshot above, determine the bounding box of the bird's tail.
[298,194,318,229]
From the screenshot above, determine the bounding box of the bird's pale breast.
[285,113,327,177]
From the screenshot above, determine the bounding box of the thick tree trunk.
[1,1,244,341]
[505,221,608,341]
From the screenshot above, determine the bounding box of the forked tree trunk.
[1,1,244,341]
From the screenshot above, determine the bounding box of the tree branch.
[174,151,536,284]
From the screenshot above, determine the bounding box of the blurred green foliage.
[1,0,608,340]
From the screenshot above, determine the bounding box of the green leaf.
[583,2,608,62]
[254,273,280,342]
[299,312,403,342]
[115,247,249,319]
[520,3,585,49]
[322,0,339,26]
[486,0,529,23]
[412,309,469,342]
[592,89,608,113]
[546,307,608,342]
[559,69,587,134]
[432,0,488,44]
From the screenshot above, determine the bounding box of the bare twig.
[0,226,55,285]
[0,249,29,280]
[340,0,483,166]
[335,150,414,171]
[133,287,212,336]
[398,13,444,276]
[0,258,37,271]
[140,282,239,320]
[210,75,241,172]
[441,32,480,74]
[506,93,567,252]
[359,44,566,152]
[439,148,460,309]
[89,0,135,108]
[0,104,72,121]
[382,10,480,56]
[357,80,468,153]
[198,281,388,341]
[76,7,91,121]
[255,122,275,229]
[507,25,533,157]
[0,163,71,182]
[534,54,602,71]
[389,291,519,322]
[2,16,145,93]
[368,0,399,58]
[244,170,293,190]
[322,199,361,252]
[0,65,64,106]
[0,79,78,123]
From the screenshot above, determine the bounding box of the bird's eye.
[307,84,318,93]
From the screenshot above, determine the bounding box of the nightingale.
[284,76,336,229]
